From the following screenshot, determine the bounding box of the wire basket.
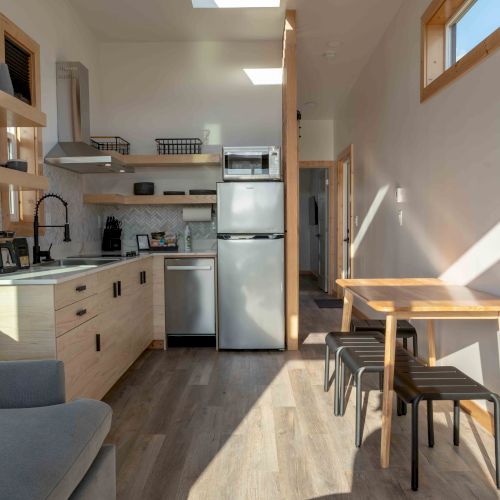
[90,136,130,155]
[155,138,202,155]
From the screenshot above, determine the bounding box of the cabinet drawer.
[55,295,99,337]
[54,274,97,310]
[56,316,102,401]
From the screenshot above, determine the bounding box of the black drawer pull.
[76,308,87,317]
[139,271,143,284]
[75,285,87,292]
[117,280,122,296]
[113,282,118,298]
[96,333,101,352]
[143,271,147,284]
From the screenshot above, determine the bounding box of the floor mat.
[314,298,344,308]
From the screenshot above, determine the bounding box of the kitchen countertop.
[0,250,217,285]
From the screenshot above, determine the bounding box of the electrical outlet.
[355,215,359,227]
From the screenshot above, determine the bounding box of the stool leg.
[355,370,364,447]
[413,334,418,357]
[453,400,460,446]
[334,350,340,416]
[412,400,420,491]
[427,400,434,448]
[339,357,346,416]
[403,338,408,351]
[324,345,330,392]
[492,395,500,489]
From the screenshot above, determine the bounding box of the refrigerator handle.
[217,234,284,240]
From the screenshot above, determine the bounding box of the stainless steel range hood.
[45,62,133,173]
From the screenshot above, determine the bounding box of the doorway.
[298,161,336,295]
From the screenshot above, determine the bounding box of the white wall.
[299,119,334,161]
[94,41,282,152]
[0,0,103,257]
[335,0,500,407]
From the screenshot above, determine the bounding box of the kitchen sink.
[39,258,121,267]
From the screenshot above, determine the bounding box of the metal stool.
[351,318,419,356]
[394,365,500,491]
[338,344,423,447]
[324,331,384,416]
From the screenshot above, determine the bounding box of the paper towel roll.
[182,206,212,222]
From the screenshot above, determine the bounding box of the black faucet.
[33,193,71,264]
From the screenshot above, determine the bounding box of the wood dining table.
[336,277,500,468]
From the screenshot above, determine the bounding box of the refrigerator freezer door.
[217,181,284,234]
[218,237,285,349]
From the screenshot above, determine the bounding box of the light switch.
[398,210,403,226]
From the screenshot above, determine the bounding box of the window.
[421,0,500,102]
[0,14,44,236]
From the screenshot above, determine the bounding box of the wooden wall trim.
[282,10,299,351]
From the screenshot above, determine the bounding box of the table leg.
[381,314,397,468]
[341,290,353,332]
[427,320,436,367]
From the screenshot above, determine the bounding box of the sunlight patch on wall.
[351,184,389,259]
[439,221,500,285]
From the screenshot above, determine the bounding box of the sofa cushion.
[0,399,112,500]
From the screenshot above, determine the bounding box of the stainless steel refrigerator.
[217,181,285,349]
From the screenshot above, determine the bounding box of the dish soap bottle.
[184,224,192,252]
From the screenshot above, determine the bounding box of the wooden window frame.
[0,13,44,236]
[421,0,500,102]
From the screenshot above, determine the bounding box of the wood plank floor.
[104,276,500,499]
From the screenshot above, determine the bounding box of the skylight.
[192,0,280,8]
[243,68,282,85]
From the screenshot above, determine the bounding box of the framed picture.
[136,234,150,251]
[0,243,19,273]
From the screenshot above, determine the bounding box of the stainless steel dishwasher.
[165,258,216,346]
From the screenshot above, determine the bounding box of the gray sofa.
[0,360,116,500]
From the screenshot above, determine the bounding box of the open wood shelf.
[0,90,47,128]
[0,166,48,191]
[109,151,221,167]
[83,193,216,205]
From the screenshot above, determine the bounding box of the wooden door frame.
[336,144,354,296]
[282,10,299,351]
[299,160,336,295]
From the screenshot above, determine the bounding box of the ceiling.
[69,0,403,119]
[68,0,286,42]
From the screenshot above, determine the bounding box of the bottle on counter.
[184,224,192,252]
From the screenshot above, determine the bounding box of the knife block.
[102,229,122,252]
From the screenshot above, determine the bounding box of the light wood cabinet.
[0,258,154,400]
[54,274,97,310]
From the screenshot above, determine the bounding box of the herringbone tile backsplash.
[100,205,216,252]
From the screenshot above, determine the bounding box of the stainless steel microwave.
[223,146,281,181]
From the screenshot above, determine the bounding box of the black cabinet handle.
[75,285,86,292]
[139,271,143,284]
[113,282,118,298]
[76,308,87,317]
[143,271,147,284]
[117,280,122,296]
[96,333,101,352]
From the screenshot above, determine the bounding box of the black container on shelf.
[155,138,202,155]
[90,136,130,155]
[134,182,155,195]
